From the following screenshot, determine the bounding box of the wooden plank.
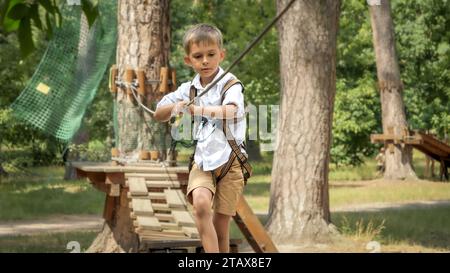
[139,228,185,237]
[148,192,166,200]
[72,162,189,174]
[125,172,179,181]
[152,203,171,211]
[233,195,278,253]
[421,134,450,155]
[155,213,174,222]
[370,134,400,143]
[131,199,154,216]
[172,211,196,227]
[103,195,115,222]
[127,192,149,200]
[165,189,187,208]
[109,183,120,197]
[146,181,181,188]
[127,191,166,200]
[182,227,199,239]
[161,222,181,230]
[128,177,148,196]
[135,216,161,231]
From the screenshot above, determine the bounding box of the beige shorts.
[187,157,245,216]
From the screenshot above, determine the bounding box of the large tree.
[266,0,341,244]
[368,0,417,180]
[87,0,171,252]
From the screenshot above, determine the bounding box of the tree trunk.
[265,0,340,244]
[368,0,417,180]
[115,0,171,160]
[88,0,171,252]
[86,190,140,253]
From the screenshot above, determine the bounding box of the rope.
[186,0,298,106]
[112,0,298,114]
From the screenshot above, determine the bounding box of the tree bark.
[88,0,171,252]
[265,0,340,244]
[115,0,171,160]
[368,0,417,180]
[86,189,140,253]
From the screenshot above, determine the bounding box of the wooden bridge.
[74,162,278,253]
[371,128,450,180]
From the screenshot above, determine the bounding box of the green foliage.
[392,0,450,137]
[170,0,279,106]
[332,76,380,165]
[1,0,449,167]
[0,33,63,167]
[0,0,98,58]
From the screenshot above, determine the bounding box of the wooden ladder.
[233,195,278,253]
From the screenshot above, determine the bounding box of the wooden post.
[159,67,169,93]
[137,69,146,96]
[109,65,118,93]
[125,68,135,100]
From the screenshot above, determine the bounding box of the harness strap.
[188,78,253,184]
[218,79,253,183]
[188,85,197,172]
[215,151,237,183]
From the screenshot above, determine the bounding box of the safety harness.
[188,78,253,184]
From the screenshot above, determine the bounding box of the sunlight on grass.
[332,205,450,251]
[330,180,450,208]
[0,166,104,220]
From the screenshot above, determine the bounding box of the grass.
[0,231,98,253]
[330,180,450,208]
[0,150,449,252]
[244,150,450,212]
[332,205,450,252]
[0,166,104,220]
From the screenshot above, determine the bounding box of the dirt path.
[1,200,449,237]
[331,200,450,212]
[0,215,103,237]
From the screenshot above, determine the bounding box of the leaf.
[81,0,98,28]
[0,0,10,25]
[17,16,34,58]
[37,0,54,14]
[44,11,52,38]
[29,3,42,30]
[1,0,22,32]
[6,2,28,20]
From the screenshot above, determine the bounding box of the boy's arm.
[154,83,190,122]
[189,104,238,119]
[199,83,244,120]
[154,101,188,122]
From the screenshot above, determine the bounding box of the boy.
[154,24,247,253]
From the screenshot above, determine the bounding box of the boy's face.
[184,41,225,83]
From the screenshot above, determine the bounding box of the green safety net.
[11,1,117,142]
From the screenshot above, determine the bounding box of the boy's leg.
[213,212,231,253]
[192,187,219,253]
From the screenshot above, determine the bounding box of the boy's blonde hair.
[183,24,223,54]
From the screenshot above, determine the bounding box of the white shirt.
[156,67,246,171]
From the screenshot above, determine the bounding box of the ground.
[0,152,449,253]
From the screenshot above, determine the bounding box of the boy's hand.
[171,101,189,117]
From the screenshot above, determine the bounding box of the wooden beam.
[233,195,278,253]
